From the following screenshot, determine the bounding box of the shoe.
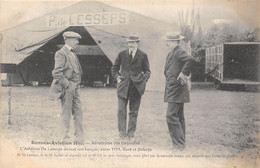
[114,135,126,141]
[119,133,127,140]
[60,135,70,141]
[128,137,136,142]
[120,136,127,140]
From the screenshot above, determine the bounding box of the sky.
[0,0,259,31]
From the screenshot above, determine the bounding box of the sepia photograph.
[0,0,259,167]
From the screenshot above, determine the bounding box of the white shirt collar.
[129,48,137,57]
[65,44,73,51]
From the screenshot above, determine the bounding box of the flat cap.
[63,31,81,39]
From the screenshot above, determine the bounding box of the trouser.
[118,81,141,138]
[60,87,84,140]
[166,102,185,149]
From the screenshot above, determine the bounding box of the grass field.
[1,86,259,168]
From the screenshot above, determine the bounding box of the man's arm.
[111,54,121,83]
[143,54,151,81]
[178,50,196,76]
[52,51,70,88]
[177,50,196,85]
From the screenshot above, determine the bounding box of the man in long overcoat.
[111,33,151,140]
[162,32,196,150]
[48,31,84,141]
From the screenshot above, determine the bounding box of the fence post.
[8,88,11,125]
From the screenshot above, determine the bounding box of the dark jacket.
[164,45,195,103]
[111,49,151,98]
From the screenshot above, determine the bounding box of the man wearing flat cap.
[49,31,84,141]
[111,33,151,140]
[162,32,196,150]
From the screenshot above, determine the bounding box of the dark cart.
[205,42,260,90]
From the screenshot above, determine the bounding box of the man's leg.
[72,88,84,141]
[127,91,141,138]
[166,102,185,149]
[60,89,74,139]
[178,104,185,140]
[118,97,128,138]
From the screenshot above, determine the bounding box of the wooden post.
[8,88,11,125]
[16,66,26,85]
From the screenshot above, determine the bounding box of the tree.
[203,23,259,47]
[245,28,259,42]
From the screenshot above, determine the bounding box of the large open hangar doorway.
[17,26,113,86]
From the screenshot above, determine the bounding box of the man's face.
[66,38,79,49]
[166,40,177,49]
[128,41,138,50]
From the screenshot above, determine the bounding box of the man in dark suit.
[48,31,84,141]
[111,33,151,140]
[162,32,196,150]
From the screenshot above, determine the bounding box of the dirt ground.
[0,85,259,168]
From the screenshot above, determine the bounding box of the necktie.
[70,49,83,74]
[130,51,133,60]
[70,49,76,57]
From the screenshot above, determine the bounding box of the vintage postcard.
[0,0,259,168]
